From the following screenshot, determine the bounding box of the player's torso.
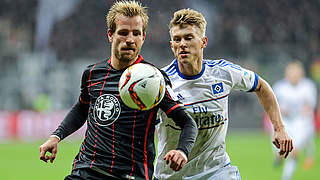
[164,61,231,155]
[79,60,157,178]
[155,60,242,179]
[274,79,315,122]
[86,61,156,134]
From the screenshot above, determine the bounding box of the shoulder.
[203,59,242,71]
[302,78,316,85]
[82,59,108,77]
[161,60,177,77]
[203,59,248,81]
[85,59,108,71]
[301,78,317,89]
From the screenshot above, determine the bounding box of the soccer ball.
[119,63,166,111]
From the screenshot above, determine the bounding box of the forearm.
[52,101,89,140]
[255,78,285,131]
[171,109,198,157]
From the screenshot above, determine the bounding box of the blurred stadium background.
[0,0,319,179]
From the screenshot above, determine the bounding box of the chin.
[120,54,138,62]
[178,57,189,62]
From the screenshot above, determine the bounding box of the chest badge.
[212,82,224,94]
[93,94,121,126]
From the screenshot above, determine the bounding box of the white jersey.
[272,78,317,149]
[155,59,258,180]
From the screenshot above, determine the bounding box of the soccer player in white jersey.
[154,8,293,180]
[272,61,317,180]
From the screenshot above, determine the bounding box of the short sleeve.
[229,64,259,92]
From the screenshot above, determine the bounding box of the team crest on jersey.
[93,94,121,126]
[212,82,224,94]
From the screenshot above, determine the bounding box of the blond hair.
[169,8,207,37]
[106,1,149,34]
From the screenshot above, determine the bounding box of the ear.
[170,41,174,52]
[143,32,146,41]
[107,29,113,43]
[201,36,208,48]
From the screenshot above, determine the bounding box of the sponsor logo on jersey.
[165,106,226,130]
[212,82,224,94]
[192,106,226,130]
[93,94,121,126]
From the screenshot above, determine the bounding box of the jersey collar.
[107,55,144,70]
[174,59,205,80]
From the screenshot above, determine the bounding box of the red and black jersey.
[53,55,188,180]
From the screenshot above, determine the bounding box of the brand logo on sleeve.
[176,93,184,101]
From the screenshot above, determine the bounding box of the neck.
[110,54,138,70]
[178,57,203,76]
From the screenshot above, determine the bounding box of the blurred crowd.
[0,0,320,129]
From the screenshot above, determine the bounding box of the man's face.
[170,24,207,65]
[108,15,145,63]
[285,64,304,86]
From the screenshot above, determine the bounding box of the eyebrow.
[173,33,194,37]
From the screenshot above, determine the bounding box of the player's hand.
[272,129,293,158]
[163,150,188,171]
[39,136,59,163]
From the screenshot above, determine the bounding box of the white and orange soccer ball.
[119,63,166,111]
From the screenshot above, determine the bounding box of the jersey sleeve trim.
[248,73,259,92]
[165,104,183,115]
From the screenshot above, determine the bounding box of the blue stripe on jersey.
[174,59,206,80]
[204,59,241,70]
[248,73,259,92]
[204,59,224,66]
[223,162,231,167]
[164,63,177,76]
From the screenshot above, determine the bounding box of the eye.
[173,37,181,42]
[133,30,141,36]
[185,35,193,40]
[118,30,128,36]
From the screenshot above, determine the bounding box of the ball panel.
[118,63,166,110]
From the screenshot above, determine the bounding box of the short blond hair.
[106,1,149,34]
[169,8,207,37]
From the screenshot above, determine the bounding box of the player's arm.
[39,101,89,163]
[159,71,198,171]
[39,68,90,163]
[254,76,293,158]
[164,109,198,171]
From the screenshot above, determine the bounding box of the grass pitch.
[0,132,319,180]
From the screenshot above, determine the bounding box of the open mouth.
[179,51,189,57]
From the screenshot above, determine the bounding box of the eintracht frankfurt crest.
[93,94,121,126]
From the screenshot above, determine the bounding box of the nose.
[126,33,134,44]
[179,39,187,49]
